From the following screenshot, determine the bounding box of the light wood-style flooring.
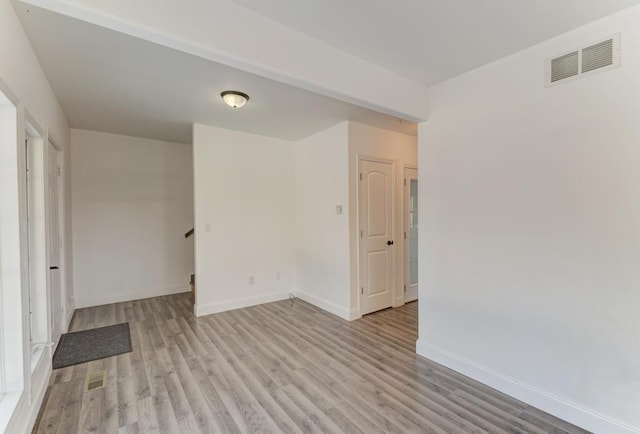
[34,293,589,433]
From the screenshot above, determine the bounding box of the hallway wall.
[71,129,193,307]
[0,0,71,432]
[348,123,418,316]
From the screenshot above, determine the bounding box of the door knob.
[387,240,394,246]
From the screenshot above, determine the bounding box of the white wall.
[1,0,73,326]
[294,122,351,319]
[193,124,296,316]
[70,129,193,308]
[348,122,417,316]
[0,101,22,400]
[417,6,640,433]
[0,0,71,432]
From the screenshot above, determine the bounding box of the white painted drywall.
[294,122,351,319]
[70,129,193,308]
[0,0,71,432]
[0,105,22,394]
[418,6,640,433]
[193,124,296,315]
[348,122,417,316]
[0,3,68,143]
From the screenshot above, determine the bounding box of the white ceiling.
[229,0,640,86]
[0,90,13,108]
[16,0,640,143]
[16,4,416,143]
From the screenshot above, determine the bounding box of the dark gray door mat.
[52,323,132,369]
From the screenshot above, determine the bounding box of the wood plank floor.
[34,293,589,433]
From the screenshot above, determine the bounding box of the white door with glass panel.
[359,159,394,315]
[404,168,418,302]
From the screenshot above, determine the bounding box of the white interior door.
[47,142,62,346]
[359,159,394,315]
[404,168,418,302]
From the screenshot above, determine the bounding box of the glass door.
[404,168,418,302]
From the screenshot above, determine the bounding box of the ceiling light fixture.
[221,91,249,108]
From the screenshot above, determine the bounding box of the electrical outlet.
[276,272,281,280]
[249,276,255,285]
[204,223,212,232]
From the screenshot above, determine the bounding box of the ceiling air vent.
[550,51,579,83]
[546,34,620,87]
[582,39,614,73]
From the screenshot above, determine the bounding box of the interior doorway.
[358,158,394,315]
[403,167,418,302]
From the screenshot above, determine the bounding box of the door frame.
[46,136,65,346]
[24,113,48,357]
[22,112,67,358]
[402,165,418,303]
[356,155,396,316]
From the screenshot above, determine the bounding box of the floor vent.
[85,371,107,392]
[546,34,620,87]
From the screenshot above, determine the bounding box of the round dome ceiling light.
[221,91,249,108]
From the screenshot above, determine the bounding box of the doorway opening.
[357,158,419,317]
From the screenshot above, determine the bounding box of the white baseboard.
[4,347,51,434]
[65,298,75,331]
[416,340,639,434]
[75,285,189,308]
[349,308,362,321]
[294,290,355,321]
[195,291,290,316]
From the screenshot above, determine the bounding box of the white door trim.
[356,155,396,316]
[46,140,64,348]
[46,135,73,332]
